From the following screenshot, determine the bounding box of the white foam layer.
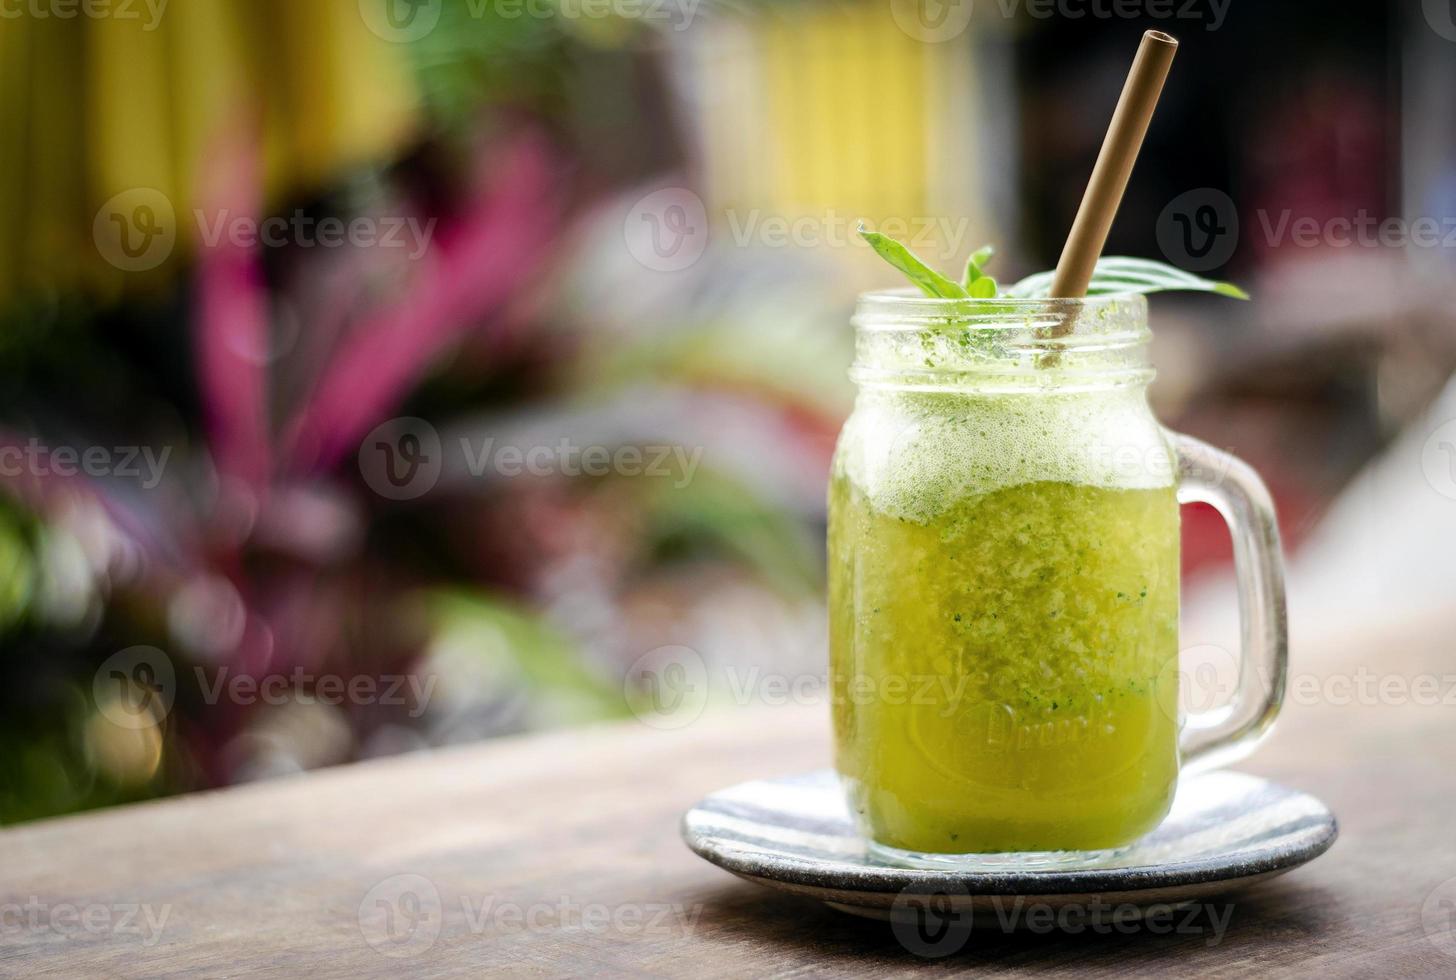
[837,387,1175,522]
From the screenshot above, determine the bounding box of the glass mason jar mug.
[828,291,1287,865]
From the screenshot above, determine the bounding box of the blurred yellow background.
[1,0,1453,822]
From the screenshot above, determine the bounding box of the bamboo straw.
[1049,30,1178,299]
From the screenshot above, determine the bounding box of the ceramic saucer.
[681,769,1336,919]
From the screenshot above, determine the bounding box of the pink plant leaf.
[282,131,564,475]
[193,118,272,494]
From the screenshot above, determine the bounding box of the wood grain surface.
[2,612,1455,978]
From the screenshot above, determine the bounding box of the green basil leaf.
[963,244,996,289]
[859,225,968,298]
[968,275,998,298]
[1005,257,1248,300]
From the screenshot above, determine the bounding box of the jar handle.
[1170,431,1289,773]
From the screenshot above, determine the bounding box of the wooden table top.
[3,612,1455,977]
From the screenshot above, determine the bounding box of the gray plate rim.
[681,769,1338,897]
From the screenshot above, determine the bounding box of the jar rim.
[853,288,1149,332]
[849,289,1152,392]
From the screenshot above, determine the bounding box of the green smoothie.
[828,382,1180,854]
